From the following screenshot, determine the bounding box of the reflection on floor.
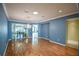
[5,38,77,56]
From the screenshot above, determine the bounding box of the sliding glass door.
[12,23,31,40]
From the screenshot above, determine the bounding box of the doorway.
[32,24,38,46]
[66,18,79,55]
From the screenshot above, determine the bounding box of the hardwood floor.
[5,38,77,56]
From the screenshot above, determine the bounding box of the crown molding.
[8,11,79,23]
[39,11,79,23]
[2,3,9,18]
[8,19,40,23]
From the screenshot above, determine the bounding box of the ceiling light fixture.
[58,10,62,13]
[33,11,39,15]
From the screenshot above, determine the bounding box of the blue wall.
[40,23,49,38]
[0,4,8,55]
[49,17,66,44]
[40,13,79,45]
[8,21,12,39]
[38,24,41,37]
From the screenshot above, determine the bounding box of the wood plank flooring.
[5,38,77,56]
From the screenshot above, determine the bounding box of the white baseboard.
[3,39,11,56]
[39,37,49,40]
[39,37,66,46]
[49,40,66,46]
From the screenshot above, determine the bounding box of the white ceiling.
[4,3,79,23]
